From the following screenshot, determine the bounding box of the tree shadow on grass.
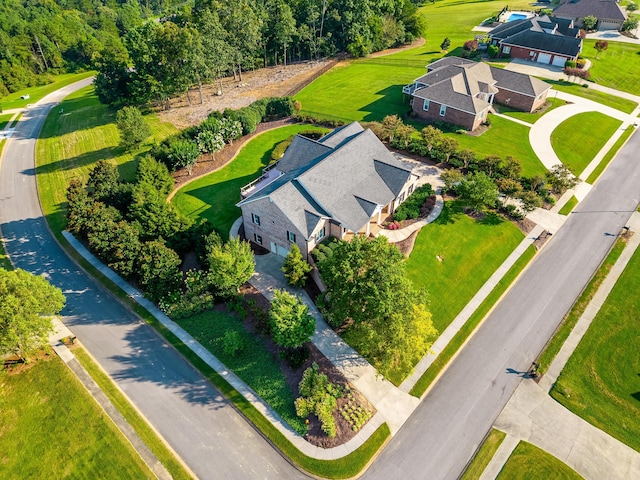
[479,211,504,226]
[36,147,118,175]
[359,85,414,123]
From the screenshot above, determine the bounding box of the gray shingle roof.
[277,135,332,173]
[554,0,627,21]
[489,67,551,97]
[489,15,582,57]
[238,123,413,235]
[426,56,476,72]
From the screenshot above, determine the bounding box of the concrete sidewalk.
[379,195,444,242]
[492,380,640,480]
[49,319,173,480]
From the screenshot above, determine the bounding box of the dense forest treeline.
[0,0,425,103]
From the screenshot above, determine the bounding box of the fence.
[285,54,347,97]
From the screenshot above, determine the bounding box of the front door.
[270,241,277,254]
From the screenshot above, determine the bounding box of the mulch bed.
[171,117,297,190]
[237,283,375,448]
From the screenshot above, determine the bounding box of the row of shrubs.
[393,184,434,221]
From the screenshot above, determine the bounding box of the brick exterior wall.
[412,98,487,131]
[494,88,548,113]
[503,45,577,64]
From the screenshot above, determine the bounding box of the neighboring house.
[553,0,627,30]
[237,122,418,259]
[403,57,551,131]
[488,14,583,66]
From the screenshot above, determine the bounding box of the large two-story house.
[237,122,419,259]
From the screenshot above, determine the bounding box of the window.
[252,213,260,225]
[287,231,296,243]
[423,100,430,111]
[440,104,447,117]
[398,193,405,204]
[408,184,414,195]
[502,45,511,55]
[316,227,325,242]
[254,233,263,245]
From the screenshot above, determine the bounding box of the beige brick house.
[237,122,418,259]
[403,57,551,131]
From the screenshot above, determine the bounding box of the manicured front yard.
[548,82,638,114]
[461,429,506,480]
[0,356,154,479]
[171,124,327,238]
[406,201,524,333]
[36,85,177,235]
[497,441,583,479]
[550,112,622,175]
[178,309,306,434]
[550,242,640,453]
[448,115,546,178]
[0,71,95,110]
[581,40,640,96]
[296,62,424,122]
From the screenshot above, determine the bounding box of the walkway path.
[379,195,443,242]
[479,211,640,479]
[249,254,419,435]
[49,319,173,480]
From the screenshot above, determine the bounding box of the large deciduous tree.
[456,171,499,212]
[0,269,66,361]
[206,237,255,298]
[116,106,151,148]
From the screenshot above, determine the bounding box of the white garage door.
[537,53,552,64]
[599,20,619,30]
[552,55,567,67]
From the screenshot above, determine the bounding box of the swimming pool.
[508,13,529,22]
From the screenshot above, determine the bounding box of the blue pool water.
[508,13,528,22]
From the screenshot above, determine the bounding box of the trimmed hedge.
[393,184,434,221]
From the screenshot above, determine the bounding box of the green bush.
[487,45,500,58]
[222,330,244,356]
[564,60,577,68]
[265,97,295,118]
[393,184,434,221]
[295,363,341,437]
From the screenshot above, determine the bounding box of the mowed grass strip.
[448,115,546,178]
[538,237,626,373]
[410,245,536,397]
[550,241,640,452]
[498,97,566,124]
[0,113,13,130]
[178,309,306,434]
[461,429,507,480]
[0,71,95,110]
[171,124,327,238]
[406,202,524,333]
[558,196,578,216]
[586,125,636,184]
[581,40,640,96]
[73,348,194,480]
[496,441,583,479]
[550,112,622,175]
[548,82,638,114]
[296,62,424,122]
[36,85,177,235]
[0,356,154,479]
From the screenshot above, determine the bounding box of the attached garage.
[599,20,622,30]
[537,53,552,64]
[552,55,567,67]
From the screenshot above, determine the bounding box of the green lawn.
[406,202,524,333]
[172,124,327,238]
[498,97,567,124]
[448,115,546,178]
[461,429,506,480]
[0,113,13,130]
[36,85,178,235]
[550,242,640,452]
[558,196,578,216]
[538,237,626,373]
[0,72,95,110]
[296,62,424,122]
[548,82,638,114]
[581,40,640,96]
[0,357,154,479]
[550,112,622,175]
[497,441,583,479]
[178,309,306,435]
[586,125,636,184]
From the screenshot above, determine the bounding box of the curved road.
[2,79,639,480]
[0,80,300,479]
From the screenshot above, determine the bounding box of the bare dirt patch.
[159,60,334,129]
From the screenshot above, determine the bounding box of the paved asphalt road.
[2,79,639,480]
[364,130,640,479]
[0,80,300,480]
